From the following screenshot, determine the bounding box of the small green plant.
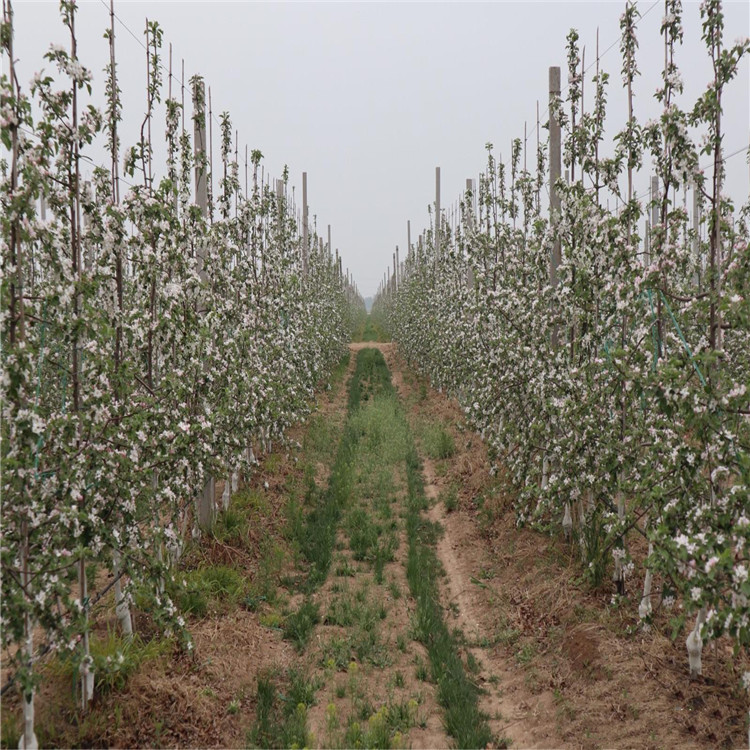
[422,424,456,460]
[414,656,429,682]
[48,630,169,696]
[335,559,357,577]
[214,506,248,546]
[1,713,21,749]
[577,508,609,589]
[465,650,481,675]
[442,486,459,512]
[283,599,320,651]
[322,636,351,670]
[288,668,318,707]
[259,611,283,628]
[516,643,536,665]
[248,670,310,749]
[178,564,246,617]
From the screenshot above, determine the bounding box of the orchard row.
[375,0,749,684]
[1,0,362,743]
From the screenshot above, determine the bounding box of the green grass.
[441,485,459,513]
[283,599,320,652]
[46,630,170,697]
[269,348,492,746]
[334,348,494,748]
[421,422,456,460]
[292,348,404,593]
[176,564,246,617]
[247,669,316,748]
[352,315,390,343]
[404,428,494,748]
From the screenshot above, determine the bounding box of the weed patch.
[248,669,315,748]
[283,599,320,651]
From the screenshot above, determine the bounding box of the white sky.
[7,0,750,297]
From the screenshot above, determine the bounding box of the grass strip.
[292,350,383,592]
[345,348,494,748]
[287,347,396,651]
[404,443,495,748]
[339,351,496,748]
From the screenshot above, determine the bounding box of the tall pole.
[435,166,441,257]
[302,172,308,275]
[649,174,659,268]
[192,76,214,530]
[692,181,701,289]
[549,66,562,296]
[193,80,208,221]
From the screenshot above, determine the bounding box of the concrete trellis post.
[549,67,562,292]
[275,179,284,225]
[549,66,562,329]
[302,172,309,275]
[648,174,659,267]
[692,181,701,289]
[192,76,215,531]
[548,65,564,525]
[435,166,441,258]
[466,178,475,288]
[395,246,400,289]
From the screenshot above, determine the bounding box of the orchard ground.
[1,329,748,749]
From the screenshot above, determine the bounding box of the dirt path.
[383,346,559,749]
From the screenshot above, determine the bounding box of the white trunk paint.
[222,479,231,511]
[638,543,654,628]
[562,502,572,539]
[686,606,707,677]
[19,692,38,750]
[19,544,38,750]
[112,550,133,638]
[79,558,94,711]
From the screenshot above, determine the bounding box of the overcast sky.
[8,0,750,297]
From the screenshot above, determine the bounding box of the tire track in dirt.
[391,350,563,749]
